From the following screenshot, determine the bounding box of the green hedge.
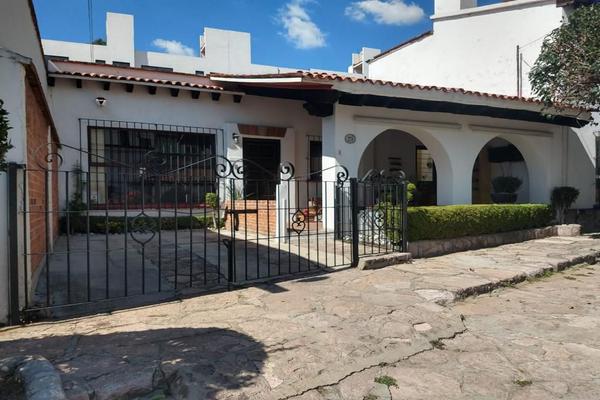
[405,204,553,241]
[60,215,224,234]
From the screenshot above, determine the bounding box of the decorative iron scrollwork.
[129,212,157,245]
[279,161,295,181]
[33,142,64,170]
[291,209,306,235]
[360,168,406,184]
[373,208,385,229]
[336,165,349,187]
[231,159,247,179]
[215,155,234,178]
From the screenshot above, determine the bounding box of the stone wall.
[409,225,580,259]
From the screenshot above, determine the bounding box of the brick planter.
[223,200,277,236]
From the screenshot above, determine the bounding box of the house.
[0,0,595,323]
[42,2,590,210]
[349,0,598,208]
[0,0,60,324]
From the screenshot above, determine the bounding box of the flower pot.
[491,192,517,204]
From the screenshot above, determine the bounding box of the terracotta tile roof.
[211,70,555,107]
[49,60,225,91]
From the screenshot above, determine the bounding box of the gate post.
[350,178,359,267]
[7,163,21,325]
[401,180,408,253]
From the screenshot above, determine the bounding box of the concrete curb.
[445,250,600,305]
[357,252,412,270]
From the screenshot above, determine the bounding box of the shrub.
[551,186,580,224]
[205,192,219,209]
[399,204,553,241]
[60,215,224,235]
[407,182,416,204]
[492,176,523,193]
[0,99,13,172]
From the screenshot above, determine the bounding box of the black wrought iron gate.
[6,144,407,324]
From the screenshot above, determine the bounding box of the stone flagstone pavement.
[0,235,599,399]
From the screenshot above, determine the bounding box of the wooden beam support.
[191,91,200,99]
[75,79,82,88]
[211,92,221,101]
[233,94,243,103]
[125,83,134,93]
[170,88,179,97]
[102,81,111,91]
[47,77,55,87]
[148,86,157,95]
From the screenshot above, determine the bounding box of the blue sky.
[33,0,498,71]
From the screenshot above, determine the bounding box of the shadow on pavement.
[0,327,267,399]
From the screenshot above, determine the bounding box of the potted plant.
[551,186,580,224]
[491,176,522,204]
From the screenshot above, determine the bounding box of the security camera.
[95,97,107,107]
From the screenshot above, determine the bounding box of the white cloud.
[345,0,425,25]
[278,0,326,49]
[152,38,195,56]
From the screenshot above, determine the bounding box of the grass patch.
[514,379,533,387]
[526,269,554,283]
[374,375,398,388]
[363,394,378,400]
[564,276,577,280]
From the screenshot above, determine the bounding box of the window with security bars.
[88,126,217,208]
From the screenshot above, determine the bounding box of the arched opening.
[471,137,530,204]
[358,129,437,206]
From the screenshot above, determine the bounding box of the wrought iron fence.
[6,141,407,323]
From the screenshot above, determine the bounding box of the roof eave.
[50,73,245,96]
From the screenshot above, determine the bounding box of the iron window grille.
[80,119,221,209]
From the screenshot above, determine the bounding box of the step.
[357,252,412,270]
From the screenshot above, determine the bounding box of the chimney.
[435,0,477,15]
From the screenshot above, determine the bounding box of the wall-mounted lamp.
[95,96,107,107]
[232,132,241,145]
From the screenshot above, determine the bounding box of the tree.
[92,38,107,45]
[0,99,13,172]
[530,4,600,110]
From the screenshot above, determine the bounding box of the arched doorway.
[358,129,437,206]
[471,137,530,204]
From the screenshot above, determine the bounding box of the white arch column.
[321,105,462,206]
[468,128,554,204]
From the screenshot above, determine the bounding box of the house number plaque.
[344,134,356,144]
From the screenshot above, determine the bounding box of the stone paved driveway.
[1,236,600,399]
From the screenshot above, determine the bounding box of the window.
[88,126,216,208]
[416,147,434,182]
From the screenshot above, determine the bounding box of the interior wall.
[358,130,422,180]
[473,137,530,204]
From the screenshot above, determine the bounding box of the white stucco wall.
[365,0,596,208]
[0,57,27,325]
[368,0,563,97]
[47,78,322,209]
[0,0,50,325]
[320,103,584,210]
[42,13,299,76]
[0,0,49,98]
